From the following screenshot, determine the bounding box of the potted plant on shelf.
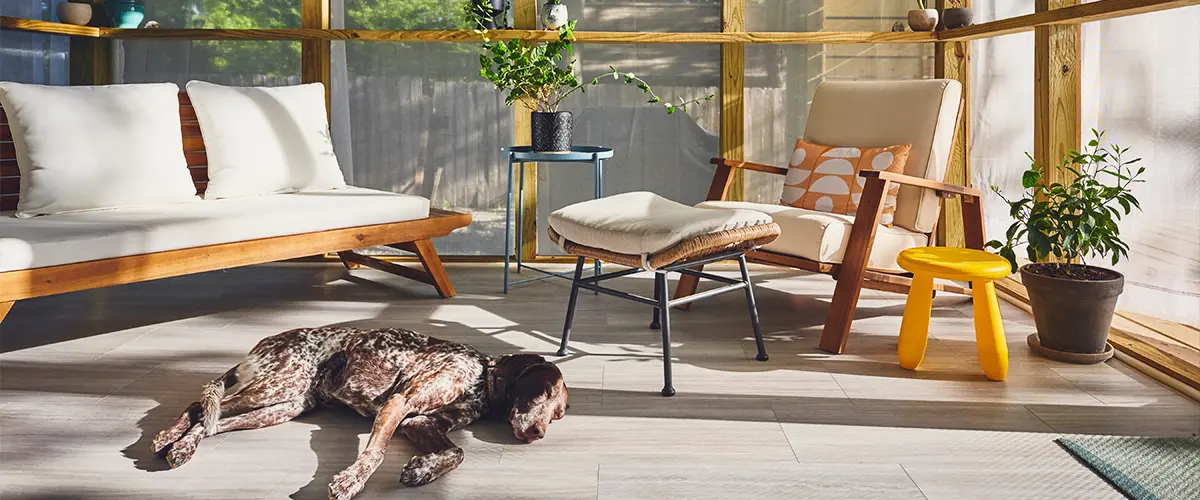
[478,21,713,152]
[908,1,938,31]
[987,130,1145,363]
[542,0,568,30]
[466,0,509,30]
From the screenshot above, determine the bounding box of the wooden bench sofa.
[0,92,471,326]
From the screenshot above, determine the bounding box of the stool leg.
[655,272,675,397]
[650,282,661,330]
[972,279,1009,381]
[897,273,934,370]
[738,255,768,362]
[556,257,587,357]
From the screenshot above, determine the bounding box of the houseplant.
[542,0,568,30]
[466,0,508,30]
[478,21,713,151]
[987,130,1145,363]
[908,1,938,31]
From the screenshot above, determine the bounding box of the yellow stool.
[896,247,1012,381]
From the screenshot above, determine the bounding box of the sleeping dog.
[152,326,568,499]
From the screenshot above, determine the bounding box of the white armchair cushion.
[549,192,773,256]
[0,82,199,218]
[698,200,928,273]
[185,81,346,199]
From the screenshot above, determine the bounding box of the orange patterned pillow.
[780,139,911,227]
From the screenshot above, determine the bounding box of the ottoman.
[547,191,781,396]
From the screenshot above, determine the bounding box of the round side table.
[502,146,614,293]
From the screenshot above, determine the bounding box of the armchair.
[675,79,985,354]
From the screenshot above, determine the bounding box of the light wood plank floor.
[1,263,1197,499]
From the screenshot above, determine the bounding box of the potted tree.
[478,22,713,151]
[988,130,1145,363]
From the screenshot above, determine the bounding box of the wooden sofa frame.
[0,92,471,326]
[675,157,986,355]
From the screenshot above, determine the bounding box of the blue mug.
[106,0,145,29]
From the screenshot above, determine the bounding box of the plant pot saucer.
[1026,333,1114,364]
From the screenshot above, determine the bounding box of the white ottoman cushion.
[548,191,773,256]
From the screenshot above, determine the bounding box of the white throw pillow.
[0,82,199,218]
[185,81,346,199]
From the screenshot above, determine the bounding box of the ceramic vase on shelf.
[942,8,975,29]
[542,1,568,30]
[106,0,145,29]
[57,2,93,26]
[907,9,938,32]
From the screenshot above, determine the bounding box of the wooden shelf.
[3,17,936,44]
[0,17,102,37]
[939,0,1200,41]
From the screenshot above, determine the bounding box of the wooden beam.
[940,0,1200,41]
[935,0,971,249]
[301,0,332,120]
[2,17,102,37]
[513,0,538,261]
[721,0,745,201]
[1034,0,1082,217]
[69,36,111,85]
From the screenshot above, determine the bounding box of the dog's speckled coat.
[151,326,568,500]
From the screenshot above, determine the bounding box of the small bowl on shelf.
[56,2,93,26]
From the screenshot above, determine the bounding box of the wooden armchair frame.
[675,157,986,354]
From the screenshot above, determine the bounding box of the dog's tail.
[201,367,236,436]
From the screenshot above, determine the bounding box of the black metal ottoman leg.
[739,255,769,362]
[655,272,675,397]
[556,256,587,357]
[650,276,662,330]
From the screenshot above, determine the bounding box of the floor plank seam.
[899,463,930,500]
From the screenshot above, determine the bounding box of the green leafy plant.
[986,130,1145,275]
[464,0,510,30]
[915,0,928,9]
[477,22,714,113]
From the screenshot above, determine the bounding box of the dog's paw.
[328,469,366,500]
[164,438,198,468]
[152,430,176,456]
[399,456,434,488]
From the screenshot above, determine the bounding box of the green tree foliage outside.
[144,0,477,77]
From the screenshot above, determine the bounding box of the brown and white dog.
[152,327,568,499]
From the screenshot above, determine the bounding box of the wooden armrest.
[710,157,789,176]
[859,170,982,198]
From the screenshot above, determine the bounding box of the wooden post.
[69,1,110,85]
[935,0,971,248]
[721,0,746,202]
[1034,0,1082,191]
[514,0,539,261]
[301,0,332,121]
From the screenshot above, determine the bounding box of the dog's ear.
[492,353,549,382]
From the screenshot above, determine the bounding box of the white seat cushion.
[549,192,773,256]
[697,201,928,273]
[0,186,429,272]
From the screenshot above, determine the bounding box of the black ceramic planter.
[1022,263,1124,363]
[942,8,974,29]
[531,111,572,152]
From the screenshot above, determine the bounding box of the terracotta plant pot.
[57,2,93,26]
[531,111,572,152]
[1021,263,1124,363]
[907,9,938,32]
[943,8,975,29]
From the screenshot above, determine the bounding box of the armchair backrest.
[804,79,962,234]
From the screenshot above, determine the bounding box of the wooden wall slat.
[721,0,746,202]
[935,0,972,248]
[514,0,538,261]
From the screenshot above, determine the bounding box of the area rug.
[1057,436,1200,500]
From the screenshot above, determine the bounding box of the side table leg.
[593,157,603,279]
[504,157,514,293]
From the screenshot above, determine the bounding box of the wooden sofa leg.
[0,301,14,326]
[337,251,362,270]
[672,266,703,311]
[409,239,456,298]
